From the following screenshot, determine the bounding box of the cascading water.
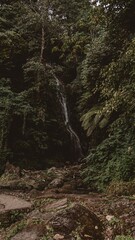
[49,66,83,160]
[39,8,82,160]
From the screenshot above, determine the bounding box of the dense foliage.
[0,0,135,187]
[80,0,135,189]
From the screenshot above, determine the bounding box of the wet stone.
[49,203,104,240]
[45,198,68,211]
[0,194,32,227]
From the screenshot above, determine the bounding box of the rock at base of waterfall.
[49,203,103,240]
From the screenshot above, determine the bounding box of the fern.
[80,105,109,136]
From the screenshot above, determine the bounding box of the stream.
[49,66,83,160]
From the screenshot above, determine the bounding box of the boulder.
[49,203,103,240]
[11,231,38,240]
[45,198,68,212]
[0,194,32,227]
[48,178,64,189]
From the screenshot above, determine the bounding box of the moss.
[107,180,135,196]
[6,220,27,240]
[115,235,134,240]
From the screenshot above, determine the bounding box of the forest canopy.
[0,0,135,189]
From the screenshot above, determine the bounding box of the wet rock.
[9,218,47,240]
[7,198,103,240]
[53,233,64,240]
[48,178,64,188]
[0,194,31,211]
[0,194,32,227]
[28,210,54,225]
[11,231,38,240]
[47,167,57,175]
[45,198,68,212]
[0,172,47,191]
[11,225,45,240]
[56,183,75,194]
[0,180,31,191]
[49,203,103,240]
[35,180,47,190]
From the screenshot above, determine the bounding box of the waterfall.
[49,66,83,160]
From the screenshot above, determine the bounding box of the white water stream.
[51,70,83,159]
